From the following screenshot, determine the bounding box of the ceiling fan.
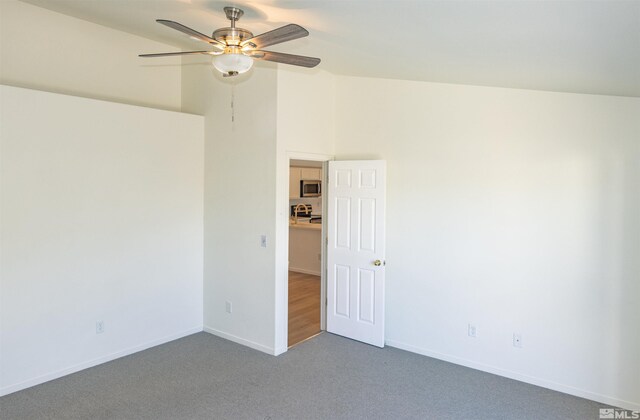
[139,6,320,77]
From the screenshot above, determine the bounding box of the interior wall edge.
[0,80,183,114]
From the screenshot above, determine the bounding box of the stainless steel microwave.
[300,180,321,197]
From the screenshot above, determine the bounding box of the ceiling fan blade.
[157,19,225,49]
[139,51,215,58]
[249,50,320,68]
[241,24,308,49]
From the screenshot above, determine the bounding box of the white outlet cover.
[468,324,477,337]
[513,333,523,348]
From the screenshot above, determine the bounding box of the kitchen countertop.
[289,219,322,230]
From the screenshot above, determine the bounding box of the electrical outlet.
[225,301,232,314]
[96,321,105,334]
[513,333,523,348]
[468,323,477,338]
[260,235,267,248]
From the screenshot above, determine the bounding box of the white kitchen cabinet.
[300,167,321,181]
[290,167,322,198]
[289,167,301,199]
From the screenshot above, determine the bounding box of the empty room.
[1,0,638,419]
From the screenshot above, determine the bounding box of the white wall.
[182,59,280,354]
[180,63,335,355]
[0,0,182,111]
[0,86,204,395]
[334,76,640,409]
[182,57,334,354]
[276,68,335,156]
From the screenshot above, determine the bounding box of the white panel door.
[326,160,386,347]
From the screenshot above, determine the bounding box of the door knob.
[374,260,382,266]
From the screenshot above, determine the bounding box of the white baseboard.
[273,345,288,356]
[0,326,203,397]
[289,267,321,276]
[203,326,275,355]
[385,338,640,412]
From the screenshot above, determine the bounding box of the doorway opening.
[287,159,325,347]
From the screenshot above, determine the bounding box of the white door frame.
[274,151,333,355]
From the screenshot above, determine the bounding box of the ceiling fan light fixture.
[212,53,253,76]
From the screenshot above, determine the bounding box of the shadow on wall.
[597,146,640,402]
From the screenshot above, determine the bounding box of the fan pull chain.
[231,85,235,123]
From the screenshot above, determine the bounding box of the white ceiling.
[21,0,640,97]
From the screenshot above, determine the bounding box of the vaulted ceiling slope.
[21,0,640,97]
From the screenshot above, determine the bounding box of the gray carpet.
[1,332,609,420]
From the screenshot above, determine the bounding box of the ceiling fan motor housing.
[214,6,254,47]
[212,27,254,47]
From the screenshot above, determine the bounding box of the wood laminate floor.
[288,271,321,347]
